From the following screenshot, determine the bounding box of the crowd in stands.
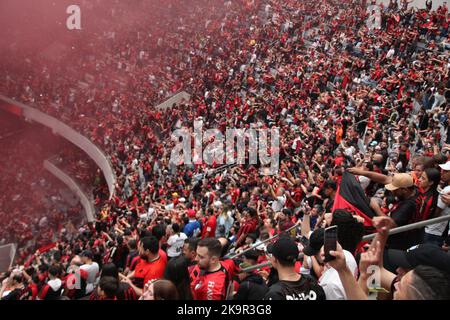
[0,116,85,259]
[51,146,109,206]
[1,0,450,300]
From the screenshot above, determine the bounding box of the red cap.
[187,209,196,218]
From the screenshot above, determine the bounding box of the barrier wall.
[0,95,116,199]
[44,160,95,222]
[0,243,17,272]
[156,91,191,110]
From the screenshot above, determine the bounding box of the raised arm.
[328,243,368,300]
[347,168,392,185]
[358,216,397,294]
[301,206,311,238]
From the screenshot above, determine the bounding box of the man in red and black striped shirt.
[235,208,259,248]
[190,238,229,300]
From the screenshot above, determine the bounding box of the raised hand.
[372,216,396,235]
[359,241,382,276]
[327,242,347,272]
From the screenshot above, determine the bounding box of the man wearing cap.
[385,243,450,275]
[233,250,269,300]
[424,161,450,246]
[183,209,201,238]
[348,168,419,250]
[264,237,325,300]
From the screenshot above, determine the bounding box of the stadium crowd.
[0,117,85,256]
[1,0,450,300]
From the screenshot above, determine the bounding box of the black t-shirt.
[391,197,417,226]
[2,288,23,300]
[233,274,269,301]
[264,275,326,300]
[387,194,420,250]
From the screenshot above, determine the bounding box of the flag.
[332,171,375,227]
[0,101,23,117]
[37,243,57,254]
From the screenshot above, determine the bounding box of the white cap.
[439,161,450,171]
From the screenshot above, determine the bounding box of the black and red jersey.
[64,269,88,300]
[38,279,63,300]
[236,217,258,241]
[89,282,137,300]
[126,250,139,270]
[129,255,141,272]
[416,188,439,222]
[190,263,230,300]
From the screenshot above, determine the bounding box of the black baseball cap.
[302,228,324,256]
[267,237,299,263]
[385,244,450,273]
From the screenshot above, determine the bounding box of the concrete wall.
[0,243,16,272]
[0,95,116,199]
[156,91,191,110]
[44,160,95,222]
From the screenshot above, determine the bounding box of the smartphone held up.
[324,225,338,263]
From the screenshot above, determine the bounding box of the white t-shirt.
[167,233,188,258]
[386,48,395,59]
[271,195,286,212]
[425,186,450,236]
[358,176,371,191]
[80,262,99,294]
[319,250,358,300]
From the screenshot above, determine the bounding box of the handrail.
[362,214,450,241]
[43,160,95,222]
[155,91,191,110]
[240,254,307,273]
[0,95,116,200]
[239,215,450,272]
[224,220,301,260]
[241,261,272,273]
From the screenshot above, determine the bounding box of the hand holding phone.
[324,225,338,263]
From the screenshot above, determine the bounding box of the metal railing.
[362,214,450,241]
[240,214,450,273]
[224,221,301,260]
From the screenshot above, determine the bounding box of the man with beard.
[121,236,166,297]
[190,238,229,300]
[183,237,199,274]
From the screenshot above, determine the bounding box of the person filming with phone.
[303,225,359,300]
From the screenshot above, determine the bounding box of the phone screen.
[324,225,338,263]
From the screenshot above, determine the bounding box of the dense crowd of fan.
[1,0,450,300]
[0,114,85,256]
